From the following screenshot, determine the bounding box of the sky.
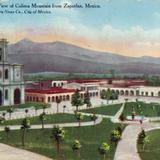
[1,0,160,57]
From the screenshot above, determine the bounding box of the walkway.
[0,116,103,131]
[0,98,123,121]
[0,143,51,160]
[114,124,142,160]
[111,103,125,123]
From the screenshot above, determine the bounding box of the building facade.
[0,39,25,106]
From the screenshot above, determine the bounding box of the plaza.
[0,38,160,159]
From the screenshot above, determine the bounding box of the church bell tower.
[0,39,8,63]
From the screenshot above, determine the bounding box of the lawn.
[138,129,160,160]
[122,102,160,117]
[0,119,121,160]
[0,102,50,112]
[80,104,122,116]
[3,113,91,126]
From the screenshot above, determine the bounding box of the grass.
[0,102,50,112]
[138,129,160,160]
[3,113,91,126]
[0,119,121,160]
[80,104,122,116]
[122,102,160,117]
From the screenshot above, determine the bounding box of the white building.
[52,80,67,87]
[100,86,160,98]
[63,82,99,97]
[0,39,25,106]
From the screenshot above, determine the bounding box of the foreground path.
[114,122,160,160]
[0,116,102,131]
[0,116,102,160]
[0,143,51,160]
[114,124,141,160]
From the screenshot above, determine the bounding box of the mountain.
[7,39,160,74]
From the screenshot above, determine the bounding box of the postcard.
[0,0,159,160]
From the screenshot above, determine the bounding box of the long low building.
[100,86,160,97]
[25,87,80,103]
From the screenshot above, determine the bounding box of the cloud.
[2,16,160,57]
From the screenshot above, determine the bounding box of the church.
[0,39,25,106]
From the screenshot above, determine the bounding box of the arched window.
[66,95,70,101]
[5,69,8,79]
[14,88,21,104]
[5,89,8,100]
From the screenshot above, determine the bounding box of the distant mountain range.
[7,39,160,74]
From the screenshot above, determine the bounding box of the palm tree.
[71,89,83,111]
[21,118,30,146]
[72,139,81,159]
[138,129,150,151]
[98,142,110,160]
[90,114,98,126]
[56,98,61,113]
[142,135,150,150]
[110,129,121,145]
[4,126,10,142]
[51,126,65,159]
[39,112,46,129]
[25,109,29,117]
[75,112,84,127]
[7,108,13,119]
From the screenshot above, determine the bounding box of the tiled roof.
[25,87,76,94]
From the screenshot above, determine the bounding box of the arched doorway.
[120,90,124,95]
[0,90,2,105]
[130,90,134,96]
[125,90,129,96]
[14,88,21,104]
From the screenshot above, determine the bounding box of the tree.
[63,105,66,113]
[138,130,150,151]
[90,114,98,126]
[2,112,6,119]
[110,129,121,145]
[51,126,65,159]
[71,90,83,111]
[39,112,46,129]
[56,98,61,113]
[43,105,47,113]
[98,142,110,160]
[142,135,150,150]
[35,107,38,115]
[83,92,92,108]
[4,126,10,142]
[0,117,5,124]
[100,89,111,104]
[21,118,30,146]
[72,139,81,159]
[25,109,29,117]
[109,69,115,79]
[75,112,84,127]
[7,108,13,119]
[110,90,118,103]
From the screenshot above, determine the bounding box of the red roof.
[25,87,76,94]
[68,79,100,84]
